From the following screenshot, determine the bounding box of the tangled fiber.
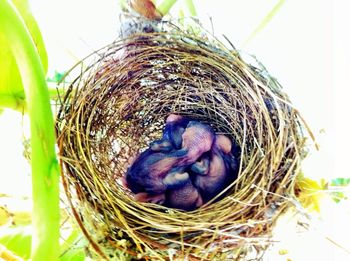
[56,28,313,260]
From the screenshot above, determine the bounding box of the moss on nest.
[56,30,313,260]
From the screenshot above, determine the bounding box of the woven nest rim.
[56,31,313,259]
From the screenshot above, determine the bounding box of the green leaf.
[330,178,350,203]
[47,71,66,83]
[331,178,350,187]
[0,225,32,260]
[60,248,86,261]
[59,226,87,261]
[0,0,48,111]
[0,226,87,261]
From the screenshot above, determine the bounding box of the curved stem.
[0,1,60,260]
[184,0,197,17]
[242,0,285,47]
[157,0,178,16]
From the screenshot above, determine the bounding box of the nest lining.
[56,31,310,260]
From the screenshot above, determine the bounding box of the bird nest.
[56,31,312,260]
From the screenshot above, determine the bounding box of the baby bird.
[124,149,189,194]
[124,115,238,211]
[163,114,190,150]
[172,120,215,166]
[133,191,166,205]
[150,114,189,152]
[192,135,239,203]
[164,179,203,211]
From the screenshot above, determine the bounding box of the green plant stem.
[0,1,60,260]
[242,0,285,47]
[157,0,178,16]
[184,0,197,17]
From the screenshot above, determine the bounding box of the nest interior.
[56,32,309,260]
